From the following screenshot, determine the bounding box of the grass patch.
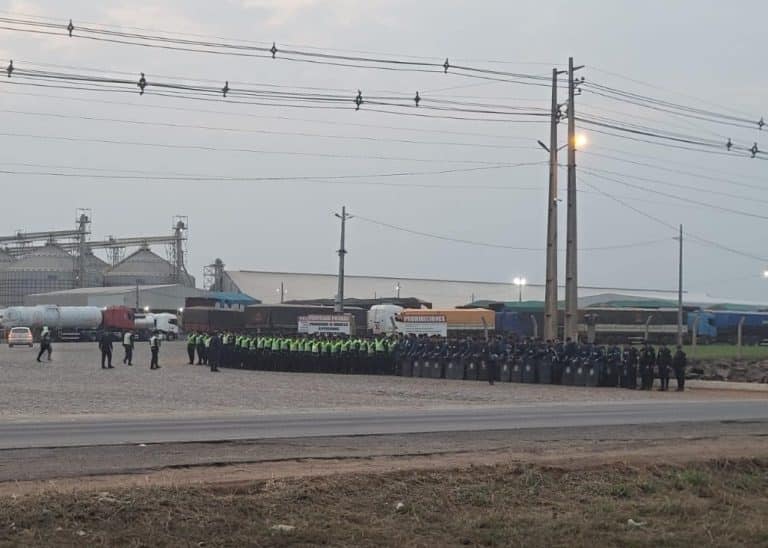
[684,344,768,361]
[1,460,767,547]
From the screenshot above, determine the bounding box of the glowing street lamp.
[513,277,527,303]
[574,133,588,149]
[763,269,768,279]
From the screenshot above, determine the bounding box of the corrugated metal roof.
[27,284,180,296]
[225,270,768,310]
[7,244,74,272]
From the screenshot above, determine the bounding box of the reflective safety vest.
[256,338,265,349]
[341,341,350,353]
[367,341,375,355]
[280,339,289,351]
[312,341,321,354]
[375,339,385,352]
[290,340,299,352]
[271,339,280,351]
[187,335,196,346]
[204,336,211,348]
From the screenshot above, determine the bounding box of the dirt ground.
[1,342,762,420]
[1,421,768,546]
[1,457,766,547]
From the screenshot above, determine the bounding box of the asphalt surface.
[3,399,767,449]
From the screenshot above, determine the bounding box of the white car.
[8,327,33,347]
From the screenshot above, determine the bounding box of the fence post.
[737,316,746,359]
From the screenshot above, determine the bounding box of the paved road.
[2,399,767,449]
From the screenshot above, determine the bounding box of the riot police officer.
[673,345,687,391]
[657,344,672,391]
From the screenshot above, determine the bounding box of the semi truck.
[0,305,135,341]
[133,312,181,340]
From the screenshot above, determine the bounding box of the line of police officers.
[185,332,688,391]
[186,332,397,374]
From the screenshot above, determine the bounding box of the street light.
[574,132,588,149]
[513,277,527,303]
[143,306,150,313]
[763,269,768,279]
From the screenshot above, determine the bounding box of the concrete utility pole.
[677,224,684,347]
[334,206,352,313]
[565,57,584,342]
[75,211,90,288]
[539,67,562,342]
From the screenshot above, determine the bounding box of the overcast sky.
[0,0,765,299]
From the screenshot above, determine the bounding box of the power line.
[354,214,669,252]
[0,130,523,166]
[0,161,548,190]
[0,85,532,142]
[581,175,768,263]
[580,168,768,221]
[0,108,541,152]
[580,165,768,205]
[586,65,757,119]
[0,15,554,87]
[581,149,768,192]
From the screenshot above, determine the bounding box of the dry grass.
[1,459,767,547]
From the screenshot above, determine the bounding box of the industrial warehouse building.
[220,270,720,309]
[24,284,208,312]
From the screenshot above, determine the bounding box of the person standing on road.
[657,344,672,391]
[36,326,52,362]
[673,345,687,392]
[186,332,197,365]
[99,331,114,369]
[208,332,221,372]
[149,331,161,370]
[122,330,134,366]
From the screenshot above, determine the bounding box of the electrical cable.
[353,214,669,252]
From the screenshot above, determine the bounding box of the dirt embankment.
[1,458,767,547]
[689,359,768,383]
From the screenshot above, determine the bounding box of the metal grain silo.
[104,247,193,287]
[0,244,76,306]
[83,249,108,287]
[0,249,16,307]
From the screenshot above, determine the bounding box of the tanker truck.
[133,312,180,340]
[0,305,135,342]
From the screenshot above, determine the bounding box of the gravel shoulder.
[1,342,765,420]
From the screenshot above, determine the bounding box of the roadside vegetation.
[684,344,768,361]
[1,459,767,547]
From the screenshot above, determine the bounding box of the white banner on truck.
[298,314,352,335]
[396,314,448,337]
